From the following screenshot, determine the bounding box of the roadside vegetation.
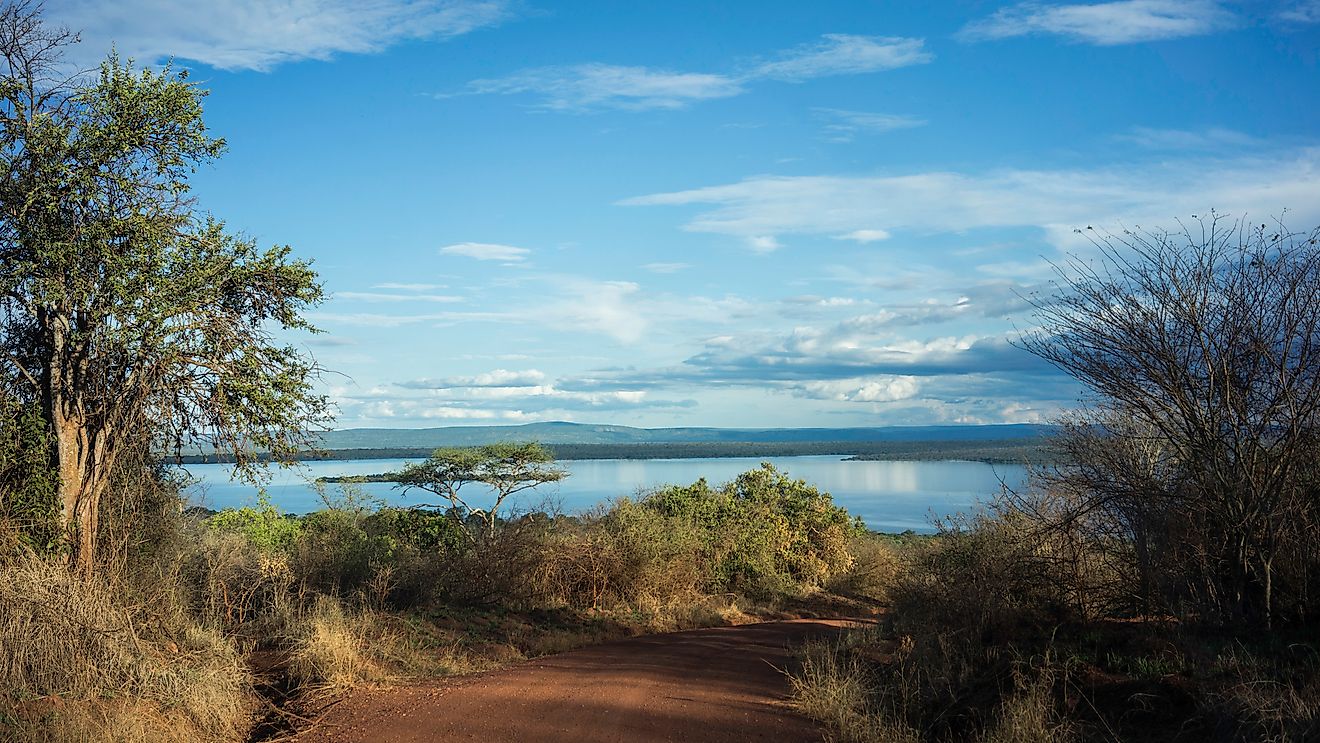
[2,450,878,741]
[788,218,1320,742]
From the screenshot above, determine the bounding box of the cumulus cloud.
[440,242,531,261]
[332,368,698,424]
[795,376,921,403]
[50,0,514,72]
[960,0,1236,45]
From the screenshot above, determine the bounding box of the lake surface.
[181,456,1027,534]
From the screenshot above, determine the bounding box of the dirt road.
[295,619,851,743]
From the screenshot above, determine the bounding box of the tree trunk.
[53,410,103,574]
[46,313,106,575]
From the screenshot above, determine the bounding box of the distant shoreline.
[174,438,1063,467]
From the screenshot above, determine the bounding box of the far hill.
[316,422,1055,449]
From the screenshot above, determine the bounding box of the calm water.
[181,456,1026,534]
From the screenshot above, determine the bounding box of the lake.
[181,456,1027,534]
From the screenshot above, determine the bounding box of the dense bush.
[640,463,862,596]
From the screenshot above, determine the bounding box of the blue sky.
[53,0,1320,429]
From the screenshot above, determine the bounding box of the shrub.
[536,502,706,608]
[641,463,861,598]
[206,494,302,553]
[891,512,1068,643]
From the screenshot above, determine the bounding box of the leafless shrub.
[1021,215,1320,628]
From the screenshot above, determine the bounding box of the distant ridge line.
[315,422,1057,449]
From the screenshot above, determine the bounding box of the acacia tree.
[1022,215,1320,627]
[394,442,567,540]
[0,4,330,572]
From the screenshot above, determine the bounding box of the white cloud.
[543,279,648,343]
[642,262,691,274]
[1116,126,1263,150]
[1279,1,1320,22]
[751,35,933,81]
[307,310,503,327]
[456,34,930,111]
[51,0,514,72]
[960,0,1236,45]
[464,64,745,111]
[747,235,782,253]
[440,242,531,261]
[795,376,921,403]
[401,369,547,388]
[815,109,926,142]
[412,406,530,420]
[834,229,891,243]
[374,282,446,291]
[621,147,1320,251]
[335,291,462,303]
[784,296,865,308]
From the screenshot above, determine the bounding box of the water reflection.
[181,456,1026,534]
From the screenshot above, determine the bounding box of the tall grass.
[0,557,249,743]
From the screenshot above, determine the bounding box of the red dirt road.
[295,619,853,743]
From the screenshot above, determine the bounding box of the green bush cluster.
[636,463,863,596]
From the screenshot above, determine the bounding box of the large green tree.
[0,3,330,571]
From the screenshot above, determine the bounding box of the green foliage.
[0,8,330,569]
[394,441,567,538]
[0,400,60,554]
[640,463,861,596]
[206,494,302,553]
[366,507,469,555]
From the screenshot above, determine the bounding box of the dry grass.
[0,557,250,743]
[789,631,922,743]
[287,595,392,693]
[982,662,1074,743]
